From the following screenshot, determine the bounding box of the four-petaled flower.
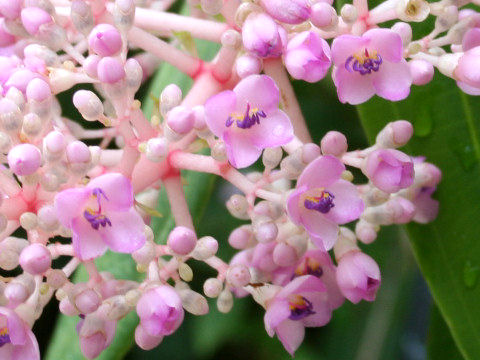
[0,307,40,360]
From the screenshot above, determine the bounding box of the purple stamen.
[289,296,316,321]
[345,51,383,75]
[225,103,266,129]
[367,277,380,289]
[304,191,335,214]
[84,187,112,230]
[0,328,10,347]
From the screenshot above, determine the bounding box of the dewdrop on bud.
[0,98,22,131]
[166,106,195,139]
[8,144,42,176]
[263,147,283,169]
[22,113,43,137]
[179,263,193,282]
[321,131,347,156]
[226,194,249,219]
[396,0,429,22]
[146,137,168,162]
[203,278,223,298]
[236,54,262,78]
[392,22,412,46]
[114,0,136,31]
[311,3,338,29]
[254,220,278,243]
[228,226,253,249]
[340,4,357,24]
[375,120,413,148]
[168,226,197,255]
[217,289,234,313]
[192,236,218,260]
[19,243,51,275]
[160,84,182,116]
[211,141,227,162]
[226,264,251,288]
[73,90,105,122]
[125,58,143,92]
[71,0,94,35]
[201,0,222,15]
[177,287,209,315]
[20,212,37,230]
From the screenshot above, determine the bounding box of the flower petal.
[54,188,91,228]
[372,60,412,101]
[204,90,237,138]
[301,210,339,250]
[364,28,403,62]
[331,35,368,65]
[249,110,294,148]
[223,130,262,169]
[71,217,108,260]
[334,65,376,105]
[297,155,345,189]
[233,75,280,112]
[324,180,364,224]
[101,208,146,253]
[275,319,305,355]
[87,173,134,212]
[264,299,290,337]
[286,186,307,225]
[302,292,332,327]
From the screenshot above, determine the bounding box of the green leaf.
[45,10,220,360]
[428,304,464,360]
[357,74,480,360]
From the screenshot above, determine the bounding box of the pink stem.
[162,176,194,229]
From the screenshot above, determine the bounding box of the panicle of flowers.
[0,0,450,358]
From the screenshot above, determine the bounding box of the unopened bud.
[203,278,223,298]
[217,289,234,313]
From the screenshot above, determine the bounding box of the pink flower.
[336,251,381,303]
[136,286,184,338]
[242,13,287,58]
[411,186,439,223]
[0,307,40,360]
[286,155,364,250]
[274,249,344,309]
[77,315,117,359]
[331,29,412,104]
[264,275,331,355]
[54,173,146,260]
[260,0,311,24]
[455,46,480,95]
[362,149,414,193]
[285,31,332,83]
[204,75,294,168]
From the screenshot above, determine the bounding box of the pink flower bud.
[21,7,53,36]
[310,2,337,28]
[301,143,321,163]
[226,264,251,287]
[5,69,40,94]
[355,220,378,244]
[192,105,206,130]
[44,130,66,154]
[260,0,310,24]
[0,19,15,47]
[5,282,29,305]
[71,0,94,35]
[125,58,143,91]
[242,13,287,58]
[336,251,381,303]
[59,298,79,316]
[409,59,434,85]
[8,144,42,176]
[228,226,252,249]
[168,226,197,255]
[235,54,262,79]
[83,55,100,78]
[146,137,168,162]
[66,140,91,164]
[254,221,278,243]
[75,289,101,314]
[80,330,109,359]
[285,31,331,82]
[19,243,51,274]
[462,28,480,52]
[166,106,195,135]
[37,205,59,231]
[391,22,412,46]
[273,242,297,266]
[375,120,413,148]
[320,131,348,156]
[73,90,104,121]
[0,0,22,20]
[135,324,164,350]
[88,24,123,57]
[26,78,51,102]
[387,197,415,224]
[97,57,125,84]
[455,47,480,88]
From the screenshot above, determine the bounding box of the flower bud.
[75,288,101,314]
[396,0,429,22]
[179,262,193,282]
[97,57,125,84]
[409,59,434,85]
[0,98,22,131]
[235,54,262,79]
[44,130,66,158]
[340,4,357,23]
[73,90,104,121]
[132,240,156,265]
[262,147,283,169]
[124,58,143,92]
[391,22,412,46]
[0,237,29,270]
[355,220,378,244]
[228,226,253,249]
[217,289,234,313]
[321,131,347,156]
[191,236,218,260]
[260,0,310,24]
[21,7,53,36]
[203,278,223,297]
[46,268,68,288]
[160,84,182,116]
[166,106,195,136]
[177,287,209,315]
[285,31,331,82]
[6,87,25,112]
[311,3,338,29]
[89,24,122,57]
[211,141,227,162]
[79,315,115,359]
[66,140,91,165]
[146,137,168,162]
[0,0,22,20]
[84,55,101,78]
[254,220,278,243]
[19,212,37,231]
[226,264,251,288]
[22,113,43,137]
[386,196,415,224]
[102,295,131,320]
[71,0,94,35]
[168,226,197,255]
[135,324,163,350]
[301,143,321,163]
[226,194,249,219]
[375,120,414,148]
[114,0,136,31]
[242,13,287,58]
[59,297,79,316]
[8,144,42,176]
[272,242,297,266]
[201,0,223,15]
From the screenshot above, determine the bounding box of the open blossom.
[54,173,146,260]
[287,155,364,250]
[242,13,287,58]
[0,307,40,360]
[331,29,412,104]
[362,149,414,193]
[204,75,293,168]
[336,251,381,303]
[264,275,331,355]
[136,286,184,340]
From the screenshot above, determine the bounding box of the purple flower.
[285,31,332,83]
[242,13,287,58]
[205,75,294,168]
[264,275,331,355]
[136,286,184,337]
[331,29,412,104]
[363,149,414,193]
[54,173,146,260]
[336,251,381,303]
[287,155,364,250]
[0,307,40,360]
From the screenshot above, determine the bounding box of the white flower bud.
[19,212,38,230]
[226,194,249,219]
[396,0,430,22]
[203,278,223,298]
[262,147,283,169]
[114,0,136,31]
[73,90,105,122]
[160,84,182,117]
[146,137,168,162]
[178,288,209,315]
[217,289,234,313]
[179,262,193,282]
[70,0,94,35]
[211,141,227,162]
[340,4,358,23]
[191,236,218,260]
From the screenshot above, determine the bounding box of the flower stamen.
[345,48,382,75]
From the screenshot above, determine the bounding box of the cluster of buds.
[0,0,446,358]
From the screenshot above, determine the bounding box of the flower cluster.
[0,0,448,358]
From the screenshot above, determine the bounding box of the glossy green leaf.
[357,74,480,360]
[428,304,464,360]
